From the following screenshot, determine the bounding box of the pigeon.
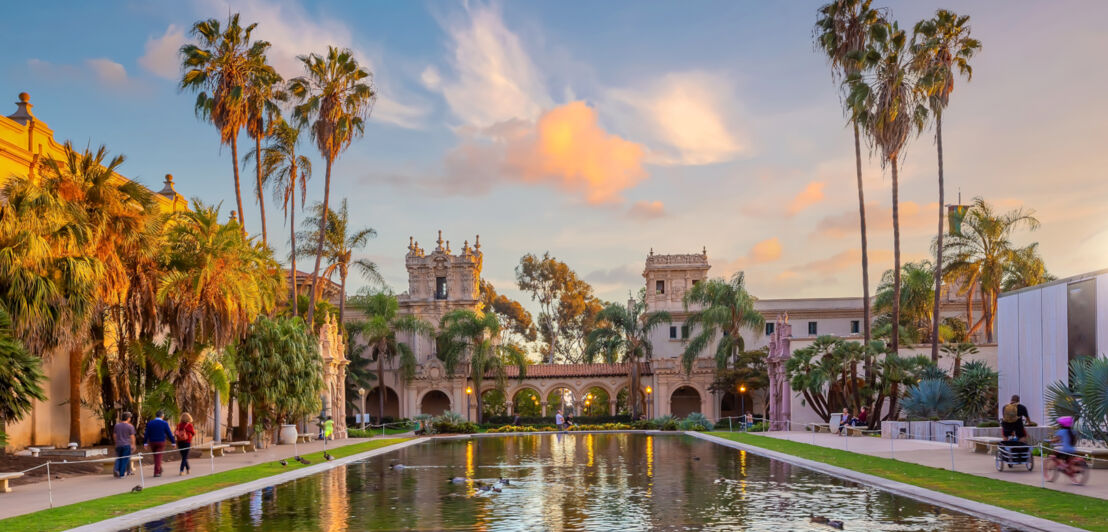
[827,520,844,530]
[279,459,288,467]
[297,456,311,465]
[499,477,510,486]
[324,452,334,461]
[810,515,829,524]
[131,485,143,493]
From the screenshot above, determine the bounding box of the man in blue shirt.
[144,410,176,477]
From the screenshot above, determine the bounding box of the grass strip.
[0,437,410,532]
[709,432,1106,531]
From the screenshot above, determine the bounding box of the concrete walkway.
[754,430,1108,500]
[0,435,411,520]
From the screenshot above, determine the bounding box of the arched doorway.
[420,390,451,416]
[481,389,508,420]
[547,387,577,416]
[581,387,610,417]
[512,388,542,417]
[720,391,741,420]
[670,386,702,418]
[366,386,400,422]
[616,387,647,417]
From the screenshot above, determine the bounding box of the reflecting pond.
[132,434,1006,531]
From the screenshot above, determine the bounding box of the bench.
[845,426,868,437]
[966,436,1003,454]
[0,472,23,493]
[227,441,256,453]
[197,444,229,458]
[297,434,314,444]
[100,455,143,475]
[1075,447,1108,469]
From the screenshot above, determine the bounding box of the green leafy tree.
[814,0,885,352]
[874,261,936,344]
[346,292,431,422]
[237,316,324,438]
[437,309,527,423]
[786,336,841,422]
[479,280,537,344]
[681,272,764,373]
[243,62,283,245]
[940,341,978,378]
[0,307,46,449]
[847,20,928,352]
[516,252,605,363]
[583,298,670,419]
[913,10,981,361]
[1002,242,1055,291]
[941,197,1040,342]
[288,46,377,327]
[179,13,273,232]
[297,199,381,327]
[952,360,997,422]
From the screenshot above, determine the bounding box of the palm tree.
[940,341,978,378]
[681,272,764,372]
[0,307,47,450]
[847,20,928,352]
[179,13,273,232]
[346,293,432,423]
[1002,243,1054,291]
[297,199,383,327]
[814,0,885,355]
[941,197,1040,342]
[913,10,981,361]
[244,63,283,245]
[252,119,312,312]
[874,261,935,344]
[438,309,527,423]
[288,46,377,327]
[583,297,670,419]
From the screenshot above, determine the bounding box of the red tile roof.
[494,362,651,379]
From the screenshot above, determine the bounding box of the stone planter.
[882,420,963,441]
[279,424,299,445]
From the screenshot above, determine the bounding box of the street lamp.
[738,385,747,430]
[466,386,473,422]
[644,386,653,419]
[358,387,367,430]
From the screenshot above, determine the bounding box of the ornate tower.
[397,231,484,358]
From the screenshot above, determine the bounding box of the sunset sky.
[5,1,1106,309]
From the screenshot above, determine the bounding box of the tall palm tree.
[583,297,670,419]
[681,272,764,372]
[251,119,312,312]
[288,46,377,327]
[913,10,981,361]
[874,261,936,344]
[1002,243,1054,291]
[297,199,383,327]
[244,64,283,245]
[346,293,432,422]
[847,20,928,352]
[942,197,1040,341]
[179,13,273,232]
[814,0,885,358]
[438,309,527,423]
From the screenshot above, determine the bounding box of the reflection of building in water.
[320,468,350,532]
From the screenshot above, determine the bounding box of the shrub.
[424,411,477,434]
[1046,356,1108,443]
[679,412,714,431]
[953,361,998,422]
[484,415,632,426]
[747,421,769,432]
[487,425,539,433]
[632,419,657,430]
[901,379,958,420]
[652,415,678,431]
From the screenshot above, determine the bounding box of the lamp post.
[358,387,367,430]
[466,386,473,422]
[645,386,653,419]
[739,385,747,431]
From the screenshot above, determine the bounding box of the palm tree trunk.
[339,272,347,330]
[289,180,298,317]
[890,155,902,353]
[69,346,83,444]
[983,286,995,343]
[378,342,386,424]
[307,157,333,328]
[853,122,873,382]
[230,136,246,231]
[930,114,945,362]
[255,135,267,245]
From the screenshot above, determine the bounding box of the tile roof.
[495,362,651,379]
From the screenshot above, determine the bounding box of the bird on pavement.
[131,485,143,493]
[324,452,334,461]
[279,459,288,467]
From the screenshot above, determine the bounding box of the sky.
[4,1,1107,311]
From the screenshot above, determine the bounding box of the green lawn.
[0,437,411,532]
[709,432,1107,531]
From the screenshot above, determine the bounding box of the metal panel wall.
[1018,290,1045,422]
[1098,274,1108,358]
[1040,283,1068,421]
[997,294,1021,419]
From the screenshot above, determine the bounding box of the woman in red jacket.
[175,412,196,475]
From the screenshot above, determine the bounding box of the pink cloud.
[628,200,667,219]
[787,181,826,215]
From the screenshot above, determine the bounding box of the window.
[850,320,860,334]
[692,279,701,286]
[681,325,689,339]
[435,276,448,300]
[656,280,665,294]
[808,321,818,335]
[669,325,678,339]
[1068,279,1097,362]
[765,322,775,336]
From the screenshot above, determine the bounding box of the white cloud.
[28,58,134,89]
[433,3,551,127]
[606,71,748,166]
[420,66,442,90]
[139,24,185,80]
[86,58,129,86]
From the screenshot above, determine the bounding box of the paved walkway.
[0,435,410,520]
[755,431,1108,500]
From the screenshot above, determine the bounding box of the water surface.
[133,433,1005,531]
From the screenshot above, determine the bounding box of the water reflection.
[131,434,1003,531]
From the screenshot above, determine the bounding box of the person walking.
[144,410,176,477]
[175,413,196,476]
[555,410,566,431]
[323,416,335,440]
[113,412,136,478]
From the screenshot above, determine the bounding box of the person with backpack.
[1001,395,1031,442]
[175,412,195,476]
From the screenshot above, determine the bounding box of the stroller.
[995,437,1034,472]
